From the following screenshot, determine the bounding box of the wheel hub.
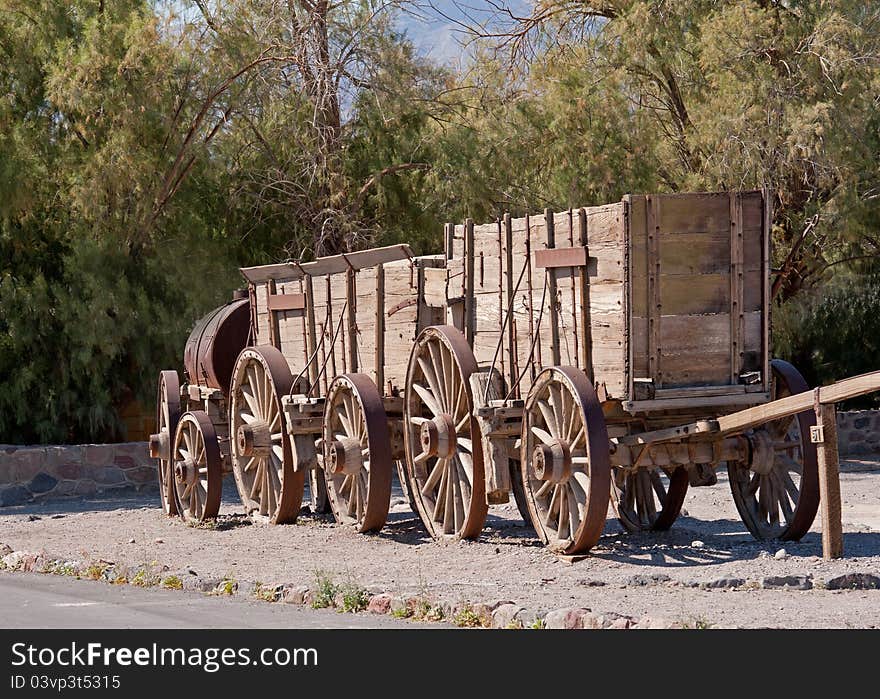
[532,440,572,484]
[237,421,270,457]
[328,437,363,476]
[149,430,170,460]
[174,459,197,486]
[420,415,457,459]
[747,429,775,476]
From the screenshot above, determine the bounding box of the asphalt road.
[0,573,443,629]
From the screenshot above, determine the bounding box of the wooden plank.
[267,292,306,312]
[623,392,770,414]
[303,276,318,389]
[375,264,385,393]
[346,267,358,372]
[654,385,746,399]
[715,370,880,434]
[817,402,843,560]
[730,191,744,383]
[266,280,281,349]
[647,195,661,385]
[422,267,447,307]
[578,209,593,379]
[239,244,413,283]
[545,209,561,366]
[504,213,517,398]
[445,223,454,259]
[534,247,596,270]
[465,218,475,346]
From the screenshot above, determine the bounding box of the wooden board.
[628,191,767,391]
[240,244,413,283]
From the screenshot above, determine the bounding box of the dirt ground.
[2,458,880,628]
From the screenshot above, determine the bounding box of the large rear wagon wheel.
[151,370,181,516]
[728,359,819,541]
[323,374,393,533]
[521,366,611,555]
[172,411,222,522]
[403,326,488,540]
[229,346,304,524]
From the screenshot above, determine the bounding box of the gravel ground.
[2,458,880,628]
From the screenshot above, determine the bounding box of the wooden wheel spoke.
[432,464,449,523]
[444,460,455,534]
[242,385,260,419]
[536,480,553,499]
[413,383,443,417]
[250,459,265,501]
[530,425,555,446]
[781,467,800,497]
[247,366,262,416]
[545,485,561,530]
[421,458,446,497]
[537,399,557,437]
[567,484,581,535]
[557,487,569,541]
[458,451,474,485]
[426,343,448,411]
[649,469,667,502]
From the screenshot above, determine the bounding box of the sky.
[395,1,531,64]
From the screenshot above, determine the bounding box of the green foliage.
[161,575,183,590]
[338,583,370,614]
[773,274,880,407]
[310,570,338,609]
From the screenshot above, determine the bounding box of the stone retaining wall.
[0,443,154,507]
[835,410,880,456]
[1,410,879,507]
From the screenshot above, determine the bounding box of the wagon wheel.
[610,465,689,533]
[229,346,304,524]
[322,374,393,532]
[171,411,222,522]
[150,370,181,516]
[403,326,488,540]
[728,359,819,541]
[521,366,611,554]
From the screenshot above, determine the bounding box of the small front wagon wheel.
[323,374,392,533]
[403,326,488,540]
[521,366,611,555]
[172,411,222,522]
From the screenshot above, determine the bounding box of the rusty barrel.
[183,293,251,394]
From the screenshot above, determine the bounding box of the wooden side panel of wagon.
[627,190,770,402]
[445,204,628,401]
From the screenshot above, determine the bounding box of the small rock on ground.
[825,573,880,590]
[762,575,812,591]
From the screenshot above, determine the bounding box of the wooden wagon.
[150,188,880,559]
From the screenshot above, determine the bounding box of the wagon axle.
[532,441,572,484]
[418,415,458,460]
[148,430,170,461]
[236,422,271,458]
[327,437,364,476]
